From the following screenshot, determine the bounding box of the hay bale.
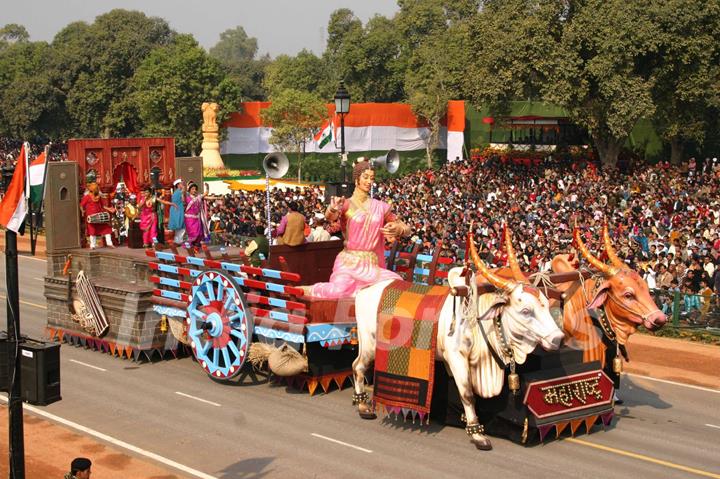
[248,342,275,369]
[268,343,308,377]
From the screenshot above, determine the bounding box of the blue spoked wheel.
[187,270,253,380]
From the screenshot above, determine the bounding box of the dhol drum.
[87,212,111,224]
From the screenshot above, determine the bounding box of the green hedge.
[222,150,446,183]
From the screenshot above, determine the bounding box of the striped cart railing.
[145,249,357,388]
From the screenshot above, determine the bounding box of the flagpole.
[6,228,25,478]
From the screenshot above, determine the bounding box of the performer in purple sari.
[185,182,209,246]
[309,160,411,298]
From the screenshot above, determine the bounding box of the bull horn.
[602,222,626,270]
[574,228,618,277]
[468,229,516,292]
[504,226,526,282]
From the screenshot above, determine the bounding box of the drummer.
[80,182,116,249]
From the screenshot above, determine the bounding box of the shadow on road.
[618,376,673,410]
[217,456,275,479]
[209,366,271,387]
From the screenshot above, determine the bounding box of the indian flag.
[29,151,46,209]
[314,120,333,150]
[0,144,28,233]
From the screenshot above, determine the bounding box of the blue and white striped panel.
[155,263,201,277]
[154,251,177,262]
[157,277,182,288]
[158,290,183,301]
[185,256,206,267]
[260,268,282,279]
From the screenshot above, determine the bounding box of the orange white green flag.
[0,143,28,233]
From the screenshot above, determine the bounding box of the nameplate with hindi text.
[523,370,614,420]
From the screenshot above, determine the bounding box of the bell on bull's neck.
[508,372,520,394]
[613,344,623,374]
[613,355,623,374]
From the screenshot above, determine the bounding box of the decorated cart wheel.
[187,270,253,380]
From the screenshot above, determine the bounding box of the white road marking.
[311,433,373,453]
[626,373,720,394]
[174,391,221,407]
[69,359,106,372]
[705,424,720,430]
[0,394,217,479]
[33,277,44,281]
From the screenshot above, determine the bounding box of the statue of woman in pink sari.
[185,181,209,246]
[309,160,411,298]
[139,188,174,247]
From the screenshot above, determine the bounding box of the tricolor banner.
[222,101,465,162]
[0,143,28,233]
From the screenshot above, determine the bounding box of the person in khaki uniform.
[276,201,306,246]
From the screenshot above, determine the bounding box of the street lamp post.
[334,81,351,183]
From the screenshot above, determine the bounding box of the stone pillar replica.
[200,102,225,168]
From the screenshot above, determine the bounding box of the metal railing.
[650,288,720,334]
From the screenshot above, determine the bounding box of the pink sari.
[310,198,401,298]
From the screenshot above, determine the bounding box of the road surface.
[1,253,719,478]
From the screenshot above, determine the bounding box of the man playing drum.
[80,182,115,249]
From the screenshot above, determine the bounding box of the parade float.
[42,101,666,450]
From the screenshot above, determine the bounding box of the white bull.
[351,239,564,450]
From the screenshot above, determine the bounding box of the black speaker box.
[0,334,61,406]
[324,182,355,203]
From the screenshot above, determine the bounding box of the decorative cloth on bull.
[373,280,450,419]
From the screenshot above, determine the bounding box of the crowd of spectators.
[0,138,68,167]
[205,154,720,309]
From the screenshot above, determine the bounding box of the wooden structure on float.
[67,137,176,192]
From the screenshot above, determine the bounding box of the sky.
[3,0,400,56]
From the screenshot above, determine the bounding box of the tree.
[131,34,242,155]
[325,8,363,65]
[343,15,405,102]
[649,0,720,164]
[209,26,267,100]
[405,24,467,166]
[264,50,333,100]
[464,0,562,117]
[322,10,405,102]
[465,0,659,168]
[56,9,175,137]
[397,1,475,165]
[0,41,65,139]
[544,0,659,168]
[0,24,29,45]
[260,89,327,181]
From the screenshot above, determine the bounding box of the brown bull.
[552,225,667,365]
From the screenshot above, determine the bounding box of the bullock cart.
[147,238,619,449]
[145,240,454,393]
[146,245,358,393]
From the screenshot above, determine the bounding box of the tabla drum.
[87,212,110,224]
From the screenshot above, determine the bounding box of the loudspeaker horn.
[262,152,289,179]
[370,149,400,174]
[263,152,290,179]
